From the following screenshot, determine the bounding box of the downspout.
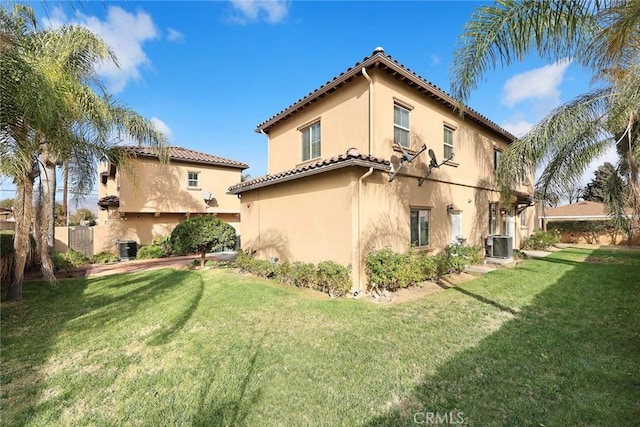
[357,167,374,291]
[260,129,269,174]
[362,68,373,156]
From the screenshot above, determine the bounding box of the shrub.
[170,216,237,266]
[365,248,421,292]
[53,250,87,271]
[289,261,317,288]
[444,237,482,273]
[1,232,16,257]
[316,261,351,298]
[136,244,166,260]
[236,251,351,298]
[89,251,118,264]
[523,229,560,250]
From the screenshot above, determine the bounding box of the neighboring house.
[229,48,535,289]
[0,206,14,231]
[97,145,248,253]
[539,200,634,244]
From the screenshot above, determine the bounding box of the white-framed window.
[444,126,454,159]
[188,172,199,188]
[410,208,430,247]
[301,122,321,161]
[494,149,501,171]
[489,203,498,235]
[450,211,462,243]
[394,104,411,147]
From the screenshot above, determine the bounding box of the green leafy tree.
[583,162,621,202]
[450,0,640,228]
[170,216,237,267]
[0,198,14,209]
[69,208,96,226]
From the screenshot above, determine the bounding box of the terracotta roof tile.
[540,201,623,218]
[256,48,516,142]
[228,149,390,194]
[121,145,248,169]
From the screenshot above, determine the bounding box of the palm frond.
[450,0,600,103]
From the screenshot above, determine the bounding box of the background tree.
[0,198,14,209]
[68,208,96,226]
[583,162,619,202]
[450,0,640,223]
[170,216,237,267]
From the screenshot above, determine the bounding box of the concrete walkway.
[522,250,552,259]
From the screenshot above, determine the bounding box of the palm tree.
[450,0,640,232]
[1,5,166,300]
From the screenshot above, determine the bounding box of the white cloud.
[167,27,184,42]
[230,0,290,24]
[45,6,159,93]
[502,59,572,107]
[430,55,440,66]
[151,117,173,140]
[500,115,534,137]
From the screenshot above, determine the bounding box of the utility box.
[117,240,137,261]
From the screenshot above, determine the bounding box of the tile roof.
[539,200,629,219]
[256,48,516,142]
[228,149,390,194]
[121,145,248,169]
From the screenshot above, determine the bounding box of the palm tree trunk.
[6,175,34,301]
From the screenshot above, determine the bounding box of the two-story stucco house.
[229,48,535,289]
[96,145,248,253]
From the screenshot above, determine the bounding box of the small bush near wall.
[365,239,482,293]
[236,250,351,299]
[89,252,118,264]
[52,250,87,271]
[137,236,173,260]
[444,238,482,273]
[523,229,560,250]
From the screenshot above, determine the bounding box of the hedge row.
[365,238,482,292]
[522,229,560,250]
[236,251,351,298]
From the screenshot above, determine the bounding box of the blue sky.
[1,0,616,201]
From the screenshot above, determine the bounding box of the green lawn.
[2,248,639,426]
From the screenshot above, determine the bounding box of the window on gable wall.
[394,104,410,147]
[410,208,430,247]
[188,172,199,188]
[494,149,501,171]
[301,122,321,161]
[444,126,454,159]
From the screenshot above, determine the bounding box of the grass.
[1,247,639,426]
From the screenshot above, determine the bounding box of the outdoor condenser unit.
[491,236,513,259]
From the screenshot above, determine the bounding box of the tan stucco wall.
[240,168,356,268]
[98,158,242,215]
[266,79,370,173]
[94,211,240,253]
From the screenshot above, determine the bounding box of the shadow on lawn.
[190,321,272,426]
[1,269,202,425]
[364,250,640,426]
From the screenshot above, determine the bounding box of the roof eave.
[228,159,389,195]
[256,53,516,143]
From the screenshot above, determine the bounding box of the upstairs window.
[302,122,321,161]
[494,149,501,171]
[394,104,411,147]
[188,172,199,188]
[410,208,430,247]
[443,126,454,159]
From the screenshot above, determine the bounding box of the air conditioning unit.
[491,236,513,259]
